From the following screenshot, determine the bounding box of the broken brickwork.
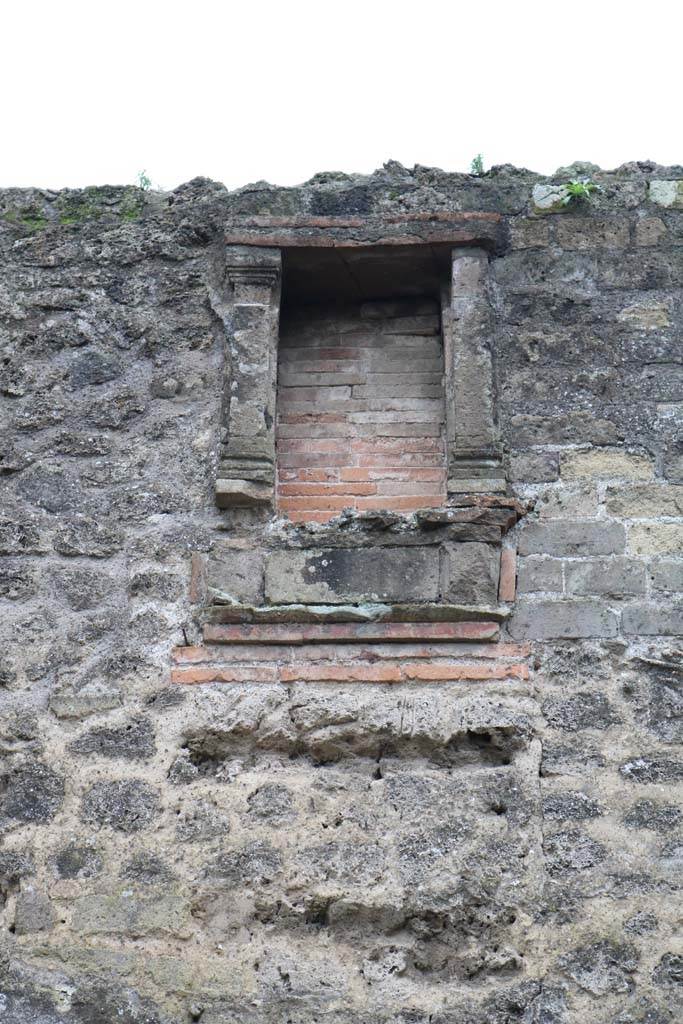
[0,161,681,1023]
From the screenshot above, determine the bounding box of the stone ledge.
[205,602,510,625]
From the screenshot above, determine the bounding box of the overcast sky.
[3,1,679,193]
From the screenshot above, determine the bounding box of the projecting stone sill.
[205,602,509,626]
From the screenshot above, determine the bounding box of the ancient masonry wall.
[0,163,681,1024]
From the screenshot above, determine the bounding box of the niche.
[276,245,452,522]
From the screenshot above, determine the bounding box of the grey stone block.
[264,547,440,604]
[622,603,683,635]
[518,520,625,557]
[650,559,683,593]
[442,543,499,605]
[606,483,683,517]
[14,890,55,935]
[509,599,619,639]
[565,557,647,596]
[72,892,192,938]
[510,451,559,483]
[517,556,563,594]
[208,546,264,604]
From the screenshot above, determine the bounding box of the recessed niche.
[275,246,452,523]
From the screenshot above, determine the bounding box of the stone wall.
[0,161,681,1024]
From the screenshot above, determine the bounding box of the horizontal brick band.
[171,656,529,687]
[170,637,531,687]
[203,621,500,645]
[173,641,530,664]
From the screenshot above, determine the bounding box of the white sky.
[3,0,680,192]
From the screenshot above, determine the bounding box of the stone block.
[49,682,123,720]
[509,599,618,639]
[565,557,648,597]
[517,556,563,594]
[629,522,683,555]
[264,547,440,604]
[605,484,683,518]
[81,780,160,832]
[511,412,621,446]
[531,184,569,213]
[537,483,598,519]
[14,890,55,935]
[650,560,683,593]
[208,546,264,605]
[72,892,192,938]
[508,217,550,249]
[556,218,629,250]
[635,217,668,246]
[649,179,683,209]
[442,543,500,605]
[616,299,672,330]
[510,452,559,483]
[622,603,683,636]
[560,449,654,480]
[215,478,273,508]
[518,520,625,557]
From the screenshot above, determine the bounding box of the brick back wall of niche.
[276,299,447,522]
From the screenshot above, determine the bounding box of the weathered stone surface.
[532,183,570,213]
[649,179,683,208]
[53,516,124,557]
[559,940,638,995]
[264,546,440,603]
[69,717,156,761]
[565,557,647,597]
[518,521,625,557]
[443,542,500,604]
[1,760,65,822]
[82,779,160,832]
[517,556,563,594]
[622,603,683,635]
[629,522,683,554]
[50,841,103,879]
[49,680,123,719]
[72,892,192,937]
[543,692,619,732]
[623,799,681,832]
[560,449,654,480]
[510,599,619,639]
[650,559,683,593]
[14,889,55,934]
[207,546,264,604]
[606,484,683,517]
[543,791,603,820]
[510,451,559,483]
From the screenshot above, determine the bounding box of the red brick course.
[276,301,447,522]
[202,621,501,645]
[170,636,531,687]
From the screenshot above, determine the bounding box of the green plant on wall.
[562,178,599,205]
[470,154,485,176]
[136,170,152,191]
